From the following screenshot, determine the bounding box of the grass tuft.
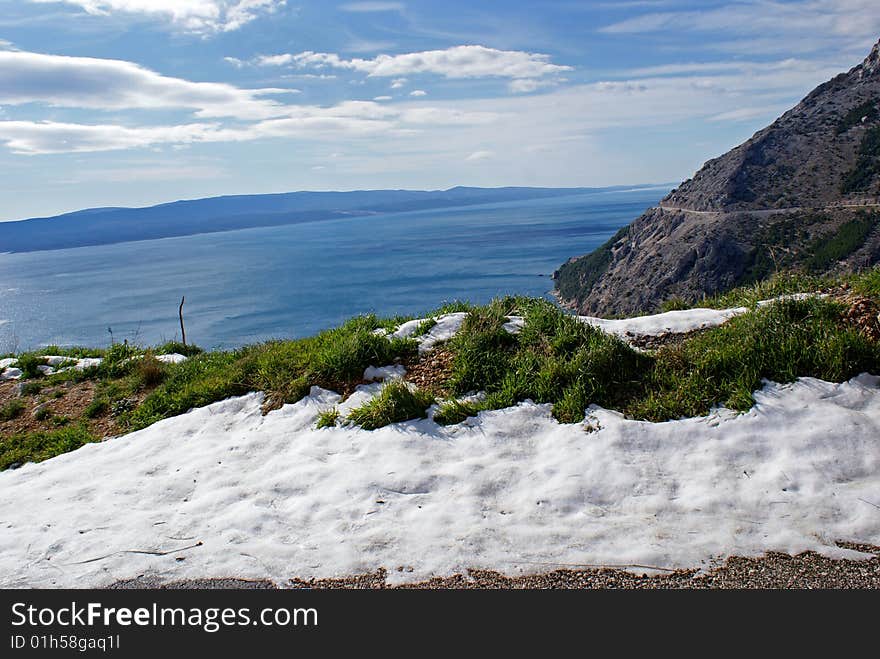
[432,398,483,425]
[133,353,166,389]
[154,341,203,357]
[316,407,340,429]
[346,381,435,430]
[1,424,99,471]
[413,318,438,337]
[445,298,649,423]
[0,399,25,422]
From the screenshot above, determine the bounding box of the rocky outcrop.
[557,39,880,316]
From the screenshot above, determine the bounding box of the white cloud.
[0,120,220,154]
[373,95,392,101]
[507,78,560,94]
[390,77,408,89]
[0,42,851,173]
[708,106,788,122]
[0,50,293,119]
[0,98,502,154]
[409,89,427,97]
[255,45,573,81]
[61,162,230,183]
[465,150,493,161]
[338,2,404,12]
[255,53,295,66]
[30,0,286,33]
[600,0,880,55]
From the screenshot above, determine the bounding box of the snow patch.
[580,307,748,339]
[155,353,188,365]
[1,374,878,588]
[0,367,22,381]
[364,364,406,382]
[391,312,468,353]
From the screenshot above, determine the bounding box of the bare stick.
[179,296,187,347]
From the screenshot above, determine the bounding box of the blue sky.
[0,0,878,221]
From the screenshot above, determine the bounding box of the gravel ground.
[110,544,880,589]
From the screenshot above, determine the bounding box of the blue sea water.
[0,187,667,353]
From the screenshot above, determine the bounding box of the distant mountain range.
[556,38,880,316]
[0,185,656,254]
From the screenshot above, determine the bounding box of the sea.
[0,186,668,353]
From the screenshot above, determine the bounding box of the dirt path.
[656,201,880,218]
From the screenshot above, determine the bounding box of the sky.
[0,1,878,221]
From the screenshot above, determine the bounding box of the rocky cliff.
[556,39,880,315]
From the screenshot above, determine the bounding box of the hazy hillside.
[556,39,880,316]
[0,186,632,253]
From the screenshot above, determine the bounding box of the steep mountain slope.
[556,40,880,316]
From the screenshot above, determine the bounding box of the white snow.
[1,374,878,588]
[385,297,809,353]
[69,357,103,371]
[0,368,22,381]
[578,295,829,341]
[155,353,188,365]
[374,295,829,361]
[580,307,748,339]
[363,364,406,382]
[391,312,468,353]
[44,356,78,368]
[503,316,526,334]
[756,293,827,307]
[0,354,185,381]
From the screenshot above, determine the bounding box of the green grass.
[15,354,47,379]
[18,382,42,396]
[666,266,880,311]
[315,407,340,429]
[631,297,879,420]
[429,294,880,426]
[687,271,834,310]
[432,398,483,425]
[659,297,691,312]
[413,318,438,336]
[133,353,167,388]
[126,315,417,431]
[1,425,100,471]
[430,300,474,315]
[154,341,203,357]
[440,297,649,424]
[34,346,105,359]
[346,380,435,430]
[0,399,25,422]
[84,398,110,419]
[851,267,880,297]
